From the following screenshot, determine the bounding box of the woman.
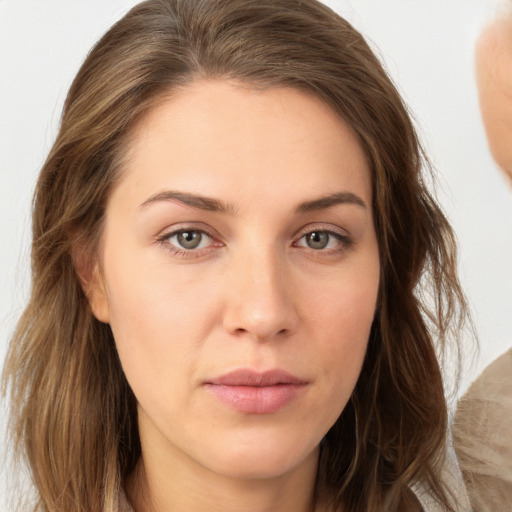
[2,0,468,511]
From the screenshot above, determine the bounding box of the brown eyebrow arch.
[139,190,236,214]
[295,192,367,214]
[139,190,366,215]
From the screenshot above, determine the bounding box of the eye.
[161,229,214,251]
[294,229,351,252]
[303,231,331,250]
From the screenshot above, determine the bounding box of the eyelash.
[156,227,220,258]
[156,225,353,259]
[293,227,354,255]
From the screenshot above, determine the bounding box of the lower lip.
[204,383,306,414]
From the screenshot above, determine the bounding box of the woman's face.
[89,80,380,481]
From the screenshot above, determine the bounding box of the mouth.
[204,369,308,414]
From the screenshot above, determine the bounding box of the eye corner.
[292,226,354,254]
[155,225,224,259]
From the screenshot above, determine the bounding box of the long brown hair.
[2,1,468,510]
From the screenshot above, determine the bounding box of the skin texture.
[475,11,512,180]
[88,81,380,512]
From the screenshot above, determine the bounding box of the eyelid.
[292,224,354,252]
[156,222,219,240]
[154,222,353,258]
[155,223,223,257]
[293,223,350,241]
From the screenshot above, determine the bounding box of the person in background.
[475,4,512,181]
[452,3,512,511]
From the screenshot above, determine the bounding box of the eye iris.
[306,231,329,249]
[177,231,202,249]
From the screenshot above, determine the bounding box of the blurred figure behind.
[452,4,512,511]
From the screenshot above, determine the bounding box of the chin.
[202,434,320,480]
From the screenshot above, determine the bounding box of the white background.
[1,0,511,508]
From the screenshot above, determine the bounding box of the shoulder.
[453,348,512,512]
[455,348,512,419]
[454,348,512,446]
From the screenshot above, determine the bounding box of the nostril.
[221,266,299,341]
[230,326,290,342]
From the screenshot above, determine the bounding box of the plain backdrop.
[1,0,511,508]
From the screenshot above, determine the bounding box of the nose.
[222,247,299,342]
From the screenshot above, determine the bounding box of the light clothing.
[453,348,512,511]
[119,491,134,512]
[414,444,471,512]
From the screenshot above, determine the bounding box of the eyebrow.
[139,190,236,214]
[139,190,367,214]
[295,192,367,214]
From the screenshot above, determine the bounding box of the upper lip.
[206,369,307,387]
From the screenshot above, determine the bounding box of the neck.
[126,438,322,512]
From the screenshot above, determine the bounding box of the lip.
[204,369,308,414]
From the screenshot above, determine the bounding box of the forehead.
[116,80,372,209]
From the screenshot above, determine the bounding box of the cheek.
[318,295,373,380]
[307,250,379,333]
[304,261,379,398]
[101,242,221,405]
[103,226,217,340]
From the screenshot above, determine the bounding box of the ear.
[73,248,110,323]
[86,262,110,323]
